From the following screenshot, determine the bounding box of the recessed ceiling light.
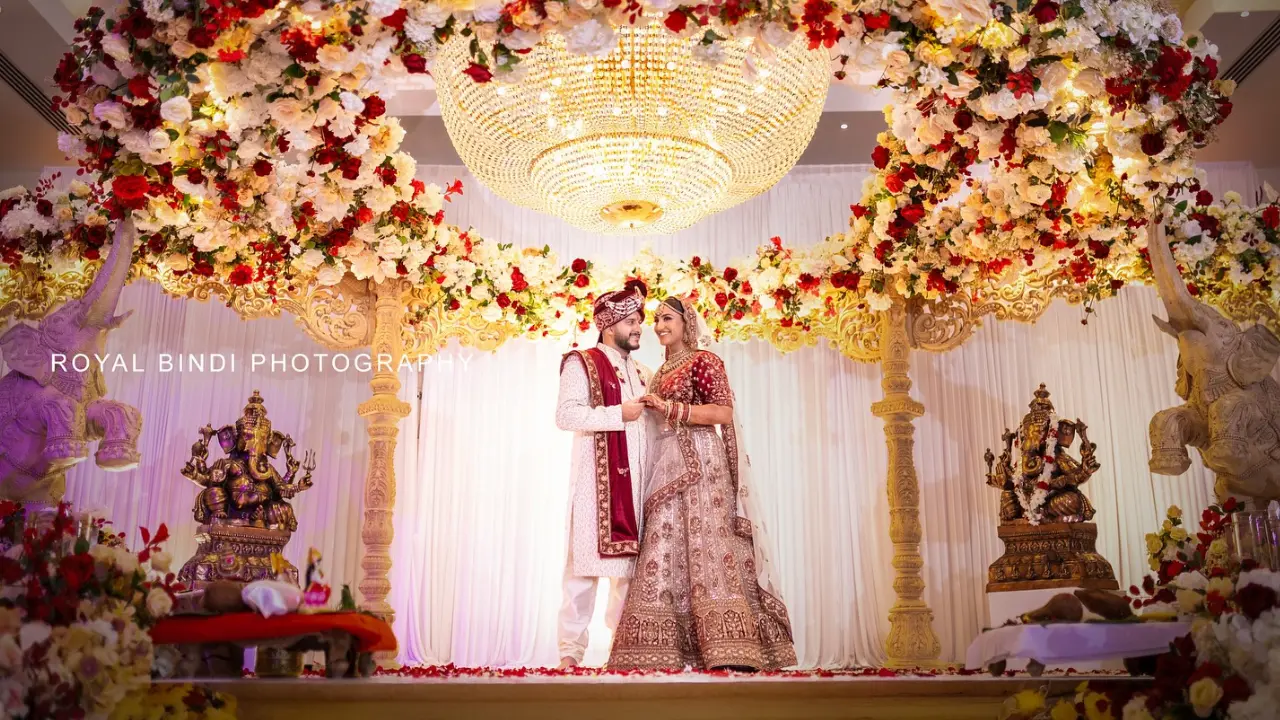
[1242,11,1250,16]
[840,123,848,130]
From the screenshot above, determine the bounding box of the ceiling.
[0,0,1276,185]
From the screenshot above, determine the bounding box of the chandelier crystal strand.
[435,21,830,235]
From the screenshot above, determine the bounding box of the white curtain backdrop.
[3,163,1262,668]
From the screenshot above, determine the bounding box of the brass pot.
[255,646,304,678]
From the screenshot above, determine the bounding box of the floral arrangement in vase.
[0,501,181,719]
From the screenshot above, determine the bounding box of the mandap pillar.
[870,300,943,667]
[357,279,411,624]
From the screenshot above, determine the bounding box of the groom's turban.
[593,280,648,331]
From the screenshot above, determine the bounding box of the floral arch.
[0,0,1277,666]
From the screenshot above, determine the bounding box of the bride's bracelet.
[664,401,691,427]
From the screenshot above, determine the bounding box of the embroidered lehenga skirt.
[607,424,796,670]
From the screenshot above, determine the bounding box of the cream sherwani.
[554,343,650,663]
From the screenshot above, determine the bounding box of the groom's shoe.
[557,657,579,670]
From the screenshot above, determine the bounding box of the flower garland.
[0,502,182,719]
[109,683,238,720]
[0,0,1271,340]
[1012,411,1059,525]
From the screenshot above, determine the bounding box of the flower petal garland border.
[0,0,1274,344]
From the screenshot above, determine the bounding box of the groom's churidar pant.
[558,548,628,663]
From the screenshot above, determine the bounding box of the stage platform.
[187,673,1151,720]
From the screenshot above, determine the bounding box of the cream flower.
[928,0,993,27]
[1188,677,1223,717]
[160,96,193,125]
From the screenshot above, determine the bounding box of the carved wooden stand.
[176,524,299,590]
[987,522,1118,592]
[871,302,942,667]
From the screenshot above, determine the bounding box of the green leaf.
[1175,200,1188,213]
[185,73,200,83]
[284,63,305,79]
[967,86,983,101]
[1017,0,1032,12]
[1048,121,1070,144]
[166,128,180,141]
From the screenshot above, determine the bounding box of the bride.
[607,295,796,671]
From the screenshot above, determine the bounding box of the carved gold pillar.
[870,300,942,667]
[357,280,411,624]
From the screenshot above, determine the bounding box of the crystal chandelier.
[434,22,830,234]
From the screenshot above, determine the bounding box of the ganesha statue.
[984,385,1117,592]
[0,220,142,506]
[177,391,314,588]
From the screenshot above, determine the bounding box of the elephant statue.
[1146,219,1280,505]
[0,220,142,505]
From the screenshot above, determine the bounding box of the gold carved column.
[870,300,942,667]
[357,279,411,623]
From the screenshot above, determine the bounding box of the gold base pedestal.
[986,522,1118,592]
[177,524,299,590]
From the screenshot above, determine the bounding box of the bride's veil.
[671,296,787,602]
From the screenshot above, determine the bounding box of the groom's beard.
[618,332,642,352]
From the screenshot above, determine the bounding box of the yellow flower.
[1162,519,1174,532]
[1176,588,1203,614]
[1169,527,1188,543]
[1149,556,1161,571]
[1207,577,1234,598]
[980,21,1020,51]
[1209,538,1227,556]
[1051,699,1079,720]
[1167,505,1183,520]
[1188,677,1224,716]
[1014,689,1046,713]
[1145,533,1163,555]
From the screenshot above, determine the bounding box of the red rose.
[227,264,254,286]
[952,109,974,131]
[723,267,738,282]
[714,292,729,308]
[253,159,273,177]
[1196,190,1214,206]
[341,156,362,180]
[741,281,752,295]
[1236,583,1279,620]
[862,11,891,31]
[403,54,428,74]
[355,206,374,224]
[1140,132,1166,156]
[885,174,904,193]
[899,203,926,225]
[127,76,151,99]
[664,10,687,33]
[571,258,587,273]
[381,8,408,29]
[188,24,218,49]
[35,199,53,217]
[112,174,150,209]
[496,293,511,309]
[1262,205,1279,230]
[1030,0,1059,24]
[363,95,387,119]
[1222,675,1250,704]
[574,274,590,288]
[850,204,867,218]
[448,298,461,311]
[463,63,493,83]
[692,255,702,267]
[871,145,890,169]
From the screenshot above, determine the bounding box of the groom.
[554,281,651,668]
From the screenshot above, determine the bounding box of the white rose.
[481,303,504,323]
[474,0,503,22]
[160,96,193,124]
[340,91,365,115]
[18,622,51,651]
[884,49,914,84]
[150,550,173,573]
[146,587,174,618]
[114,547,139,574]
[102,33,132,63]
[1007,48,1031,72]
[1038,62,1070,94]
[1073,69,1103,96]
[316,263,346,286]
[148,129,172,150]
[93,101,129,130]
[565,19,617,57]
[1021,184,1052,206]
[927,0,992,27]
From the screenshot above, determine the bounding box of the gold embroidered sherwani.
[555,343,651,662]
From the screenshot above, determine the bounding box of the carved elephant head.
[0,221,137,392]
[1147,221,1280,503]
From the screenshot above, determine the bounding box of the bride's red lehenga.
[607,349,796,670]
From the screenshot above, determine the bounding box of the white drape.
[5,163,1258,668]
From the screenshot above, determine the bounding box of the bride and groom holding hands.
[554,281,796,671]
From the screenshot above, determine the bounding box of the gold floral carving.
[819,296,882,362]
[357,279,411,638]
[0,263,98,322]
[869,300,942,668]
[401,285,519,359]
